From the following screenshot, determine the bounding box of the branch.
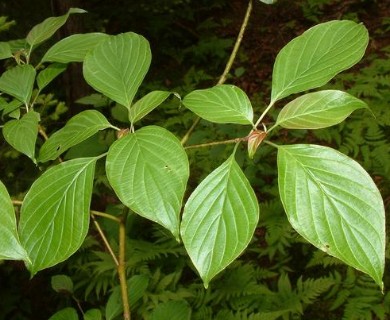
[91,214,119,266]
[185,136,248,150]
[118,209,131,320]
[181,0,253,146]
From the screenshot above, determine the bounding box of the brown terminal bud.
[247,129,267,159]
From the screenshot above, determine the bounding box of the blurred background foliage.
[0,0,389,319]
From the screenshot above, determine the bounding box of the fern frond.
[296,276,334,305]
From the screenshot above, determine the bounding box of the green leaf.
[26,8,86,48]
[84,309,102,320]
[130,90,172,124]
[275,90,368,129]
[0,65,36,104]
[37,63,67,91]
[19,157,97,275]
[38,110,113,162]
[105,289,122,320]
[105,275,149,320]
[127,274,149,307]
[180,154,259,287]
[83,32,151,109]
[49,308,78,320]
[183,85,254,125]
[259,0,277,3]
[1,99,23,116]
[277,144,385,287]
[3,111,40,162]
[51,274,74,294]
[0,180,28,261]
[0,42,12,59]
[271,20,368,102]
[150,300,191,320]
[106,126,189,239]
[42,33,109,63]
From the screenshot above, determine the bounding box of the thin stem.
[12,200,23,206]
[217,0,253,85]
[181,117,200,145]
[118,209,130,320]
[72,296,84,316]
[38,125,49,141]
[185,136,248,149]
[263,140,279,149]
[91,210,121,223]
[181,0,253,146]
[254,101,275,129]
[91,214,119,266]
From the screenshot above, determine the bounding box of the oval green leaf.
[83,32,151,109]
[37,63,67,91]
[0,65,36,104]
[271,20,368,102]
[42,33,109,63]
[277,144,385,287]
[3,111,40,162]
[275,90,368,129]
[130,90,172,124]
[26,8,86,48]
[38,110,113,162]
[180,154,259,288]
[106,126,189,240]
[48,308,79,320]
[0,42,12,60]
[182,85,254,125]
[19,157,97,275]
[0,180,28,261]
[259,0,277,3]
[51,274,74,294]
[84,309,102,320]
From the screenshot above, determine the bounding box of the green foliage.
[0,3,388,320]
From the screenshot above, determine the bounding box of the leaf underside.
[19,157,97,275]
[181,154,259,287]
[277,144,385,287]
[106,126,189,240]
[271,20,368,102]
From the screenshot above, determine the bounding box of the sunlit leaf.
[181,154,259,287]
[271,20,368,102]
[1,99,23,116]
[19,157,97,275]
[183,85,254,125]
[0,180,28,261]
[0,42,12,60]
[26,8,86,48]
[130,90,172,124]
[106,126,189,239]
[42,33,109,63]
[83,32,151,109]
[258,0,277,3]
[277,144,385,287]
[37,63,67,91]
[38,110,114,162]
[0,65,36,104]
[275,90,368,129]
[3,111,40,162]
